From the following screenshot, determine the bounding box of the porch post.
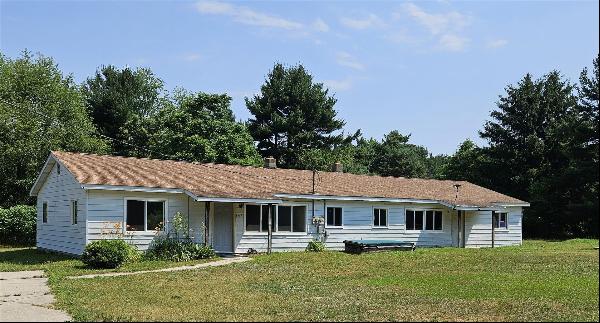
[267,204,273,254]
[204,202,210,246]
[491,211,495,248]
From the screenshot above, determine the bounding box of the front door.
[212,203,233,253]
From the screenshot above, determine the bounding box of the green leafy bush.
[145,237,216,262]
[0,205,36,246]
[81,240,139,269]
[306,240,326,252]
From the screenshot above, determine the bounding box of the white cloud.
[487,39,508,49]
[312,18,330,32]
[336,52,365,71]
[340,14,384,30]
[438,34,469,51]
[182,53,202,62]
[195,1,303,30]
[323,78,353,92]
[400,2,470,35]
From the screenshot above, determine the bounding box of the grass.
[1,240,598,321]
[0,247,217,279]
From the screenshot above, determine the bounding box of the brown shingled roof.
[46,151,526,207]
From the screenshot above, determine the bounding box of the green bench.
[343,240,416,254]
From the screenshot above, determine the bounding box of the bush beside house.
[0,205,36,246]
[81,240,139,269]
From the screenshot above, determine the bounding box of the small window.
[326,207,343,227]
[373,208,387,227]
[493,212,508,229]
[125,200,165,232]
[146,201,164,231]
[434,211,443,231]
[245,205,260,231]
[414,211,424,230]
[425,211,434,230]
[42,202,48,223]
[245,204,276,233]
[278,206,292,232]
[71,200,78,225]
[406,209,442,231]
[57,164,61,175]
[292,206,306,232]
[126,200,145,231]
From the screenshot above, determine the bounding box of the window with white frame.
[125,199,165,232]
[493,212,508,229]
[245,204,274,232]
[276,205,306,232]
[245,204,306,233]
[71,200,78,225]
[373,208,388,227]
[326,207,343,227]
[406,209,443,231]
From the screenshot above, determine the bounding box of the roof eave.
[29,153,57,197]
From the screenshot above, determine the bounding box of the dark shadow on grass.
[0,248,74,266]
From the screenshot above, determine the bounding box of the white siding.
[86,190,206,251]
[464,208,523,248]
[36,164,87,255]
[233,200,455,253]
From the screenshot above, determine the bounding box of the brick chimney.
[264,157,277,169]
[331,162,343,173]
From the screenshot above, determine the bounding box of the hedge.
[0,205,37,246]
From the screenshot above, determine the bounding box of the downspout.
[491,211,495,248]
[322,199,327,243]
[267,203,273,254]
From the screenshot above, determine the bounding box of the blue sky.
[1,1,598,155]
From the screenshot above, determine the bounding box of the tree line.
[1,51,597,238]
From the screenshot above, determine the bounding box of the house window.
[276,205,306,232]
[42,202,48,223]
[373,208,388,227]
[125,199,165,232]
[245,204,276,232]
[406,209,443,231]
[326,207,343,227]
[71,200,78,225]
[493,212,508,229]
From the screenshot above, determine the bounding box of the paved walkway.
[68,256,251,279]
[0,271,72,322]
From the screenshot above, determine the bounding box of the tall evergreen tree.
[246,63,357,168]
[83,65,167,157]
[371,130,430,178]
[479,71,591,237]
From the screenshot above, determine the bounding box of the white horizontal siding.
[86,190,205,251]
[233,200,455,253]
[464,208,523,248]
[36,163,87,255]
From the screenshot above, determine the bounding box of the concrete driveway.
[0,270,71,322]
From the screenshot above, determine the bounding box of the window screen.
[292,206,306,232]
[126,200,145,231]
[246,205,260,231]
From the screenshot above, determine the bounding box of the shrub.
[145,237,216,262]
[306,240,326,252]
[0,205,36,246]
[81,240,139,269]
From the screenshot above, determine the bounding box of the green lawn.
[0,247,217,278]
[1,240,598,321]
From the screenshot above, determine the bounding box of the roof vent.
[331,162,343,173]
[264,157,277,169]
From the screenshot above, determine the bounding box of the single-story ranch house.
[30,151,529,255]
